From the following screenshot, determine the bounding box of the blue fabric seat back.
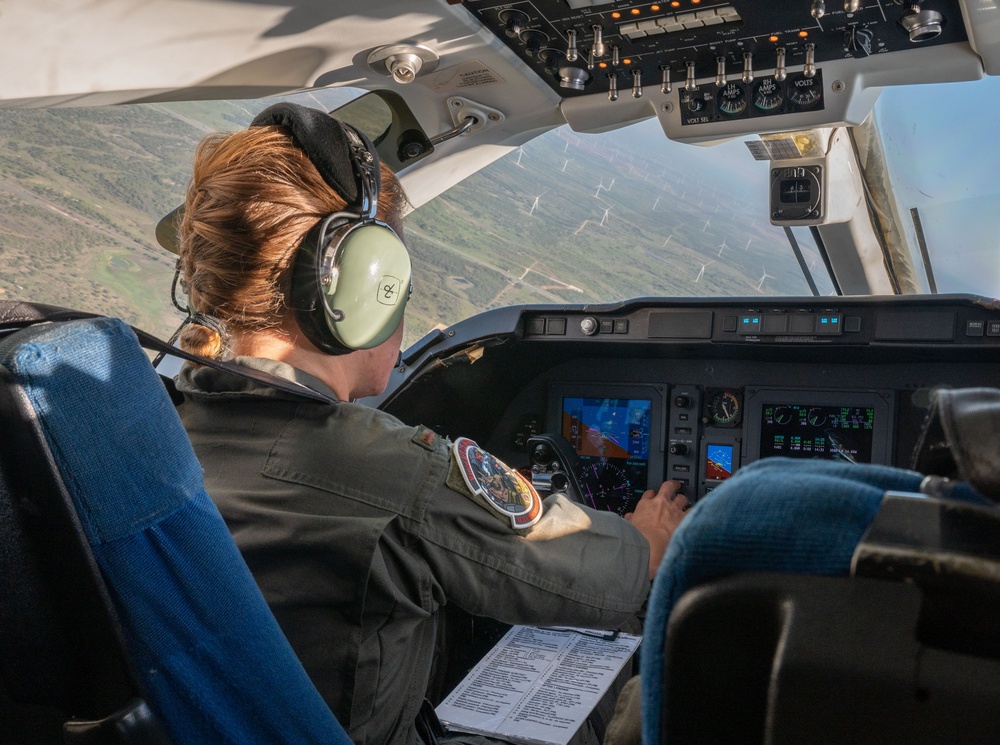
[640,457,924,745]
[0,317,353,745]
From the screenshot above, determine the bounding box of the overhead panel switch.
[620,6,741,41]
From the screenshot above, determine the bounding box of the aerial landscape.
[0,91,828,348]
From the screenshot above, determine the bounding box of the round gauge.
[717,83,747,116]
[707,390,742,426]
[787,78,822,108]
[773,406,794,425]
[807,407,828,427]
[579,461,633,516]
[753,77,783,111]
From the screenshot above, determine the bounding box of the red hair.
[177,125,407,358]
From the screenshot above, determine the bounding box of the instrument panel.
[543,381,894,508]
[461,0,969,122]
[381,295,1000,513]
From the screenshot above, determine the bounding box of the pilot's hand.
[624,481,691,580]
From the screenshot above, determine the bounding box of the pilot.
[166,103,690,745]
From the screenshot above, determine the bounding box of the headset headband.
[249,103,380,216]
[155,103,383,253]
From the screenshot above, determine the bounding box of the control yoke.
[527,433,584,503]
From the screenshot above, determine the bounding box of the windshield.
[0,79,987,349]
[404,121,837,343]
[859,76,1000,298]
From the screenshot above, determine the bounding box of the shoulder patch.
[411,425,440,451]
[451,437,543,530]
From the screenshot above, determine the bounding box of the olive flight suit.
[176,357,650,745]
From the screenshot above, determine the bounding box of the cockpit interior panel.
[379,295,1000,510]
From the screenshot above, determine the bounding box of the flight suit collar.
[176,356,341,402]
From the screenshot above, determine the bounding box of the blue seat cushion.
[0,318,352,745]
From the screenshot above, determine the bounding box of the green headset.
[256,103,411,355]
[158,102,412,356]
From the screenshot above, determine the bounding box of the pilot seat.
[641,453,1000,744]
[0,301,352,744]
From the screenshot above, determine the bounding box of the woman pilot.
[166,102,689,745]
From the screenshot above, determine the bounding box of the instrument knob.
[742,52,754,84]
[685,60,697,91]
[607,72,619,102]
[522,30,547,58]
[715,56,727,87]
[566,28,579,62]
[532,442,553,465]
[900,4,944,43]
[500,9,528,37]
[844,26,874,56]
[660,64,672,94]
[591,25,605,58]
[803,42,816,78]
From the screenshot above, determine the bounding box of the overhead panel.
[460,0,968,126]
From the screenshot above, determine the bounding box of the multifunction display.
[744,388,892,468]
[760,403,875,463]
[705,443,736,480]
[561,396,651,516]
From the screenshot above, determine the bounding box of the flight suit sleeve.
[416,437,651,630]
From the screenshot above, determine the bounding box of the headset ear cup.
[290,217,353,355]
[291,216,410,354]
[322,222,410,349]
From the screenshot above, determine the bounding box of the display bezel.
[743,388,893,465]
[546,383,666,511]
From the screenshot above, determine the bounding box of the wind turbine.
[695,260,715,283]
[528,192,545,216]
[756,266,774,292]
[744,238,753,251]
[562,158,570,172]
[600,208,610,226]
[594,180,606,198]
[702,218,711,232]
[662,234,673,248]
[515,147,524,167]
[717,237,729,257]
[652,196,661,211]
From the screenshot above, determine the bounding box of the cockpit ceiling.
[0,0,996,145]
